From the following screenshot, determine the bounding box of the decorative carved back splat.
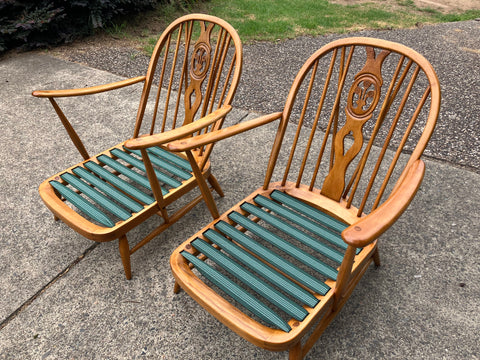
[321,47,390,201]
[184,21,215,126]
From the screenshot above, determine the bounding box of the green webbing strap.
[204,228,319,308]
[111,148,182,188]
[127,147,192,180]
[222,215,331,294]
[247,198,345,261]
[230,209,339,281]
[97,155,152,190]
[60,173,131,221]
[254,195,347,251]
[73,167,143,213]
[181,250,292,332]
[50,180,115,227]
[270,191,347,233]
[192,238,309,321]
[148,146,192,171]
[238,204,339,280]
[84,161,155,205]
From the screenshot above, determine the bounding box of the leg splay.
[207,174,225,197]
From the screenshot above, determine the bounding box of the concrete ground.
[0,20,479,359]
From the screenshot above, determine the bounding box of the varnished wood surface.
[33,14,243,279]
[342,159,425,248]
[167,112,283,152]
[170,37,440,359]
[125,105,232,150]
[32,76,146,98]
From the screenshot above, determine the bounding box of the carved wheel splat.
[184,21,214,126]
[321,47,391,201]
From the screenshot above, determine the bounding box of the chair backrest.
[264,37,440,217]
[133,14,242,160]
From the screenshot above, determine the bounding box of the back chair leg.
[207,174,225,197]
[186,151,220,219]
[118,235,132,280]
[373,247,381,267]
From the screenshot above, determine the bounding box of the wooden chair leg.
[118,235,132,280]
[173,281,181,294]
[373,247,381,267]
[289,342,303,360]
[207,174,225,197]
[186,151,219,219]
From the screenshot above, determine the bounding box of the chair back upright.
[133,14,243,168]
[264,37,440,217]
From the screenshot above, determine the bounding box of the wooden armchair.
[32,14,242,279]
[170,37,440,359]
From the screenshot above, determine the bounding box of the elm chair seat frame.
[32,14,243,279]
[170,37,440,359]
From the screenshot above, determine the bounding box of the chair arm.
[124,106,233,150]
[341,159,425,248]
[166,112,283,152]
[32,76,146,98]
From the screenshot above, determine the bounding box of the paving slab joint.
[0,243,99,331]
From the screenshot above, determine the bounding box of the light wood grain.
[170,37,440,359]
[34,14,243,279]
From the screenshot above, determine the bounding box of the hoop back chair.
[169,37,440,359]
[32,14,243,279]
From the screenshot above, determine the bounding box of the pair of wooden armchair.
[34,14,440,360]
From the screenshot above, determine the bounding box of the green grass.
[205,0,480,42]
[105,22,129,38]
[112,0,480,53]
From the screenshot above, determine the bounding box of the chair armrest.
[166,112,283,152]
[124,106,233,150]
[32,76,146,98]
[341,159,425,248]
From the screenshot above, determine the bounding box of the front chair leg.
[118,235,132,280]
[289,342,303,360]
[173,281,181,294]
